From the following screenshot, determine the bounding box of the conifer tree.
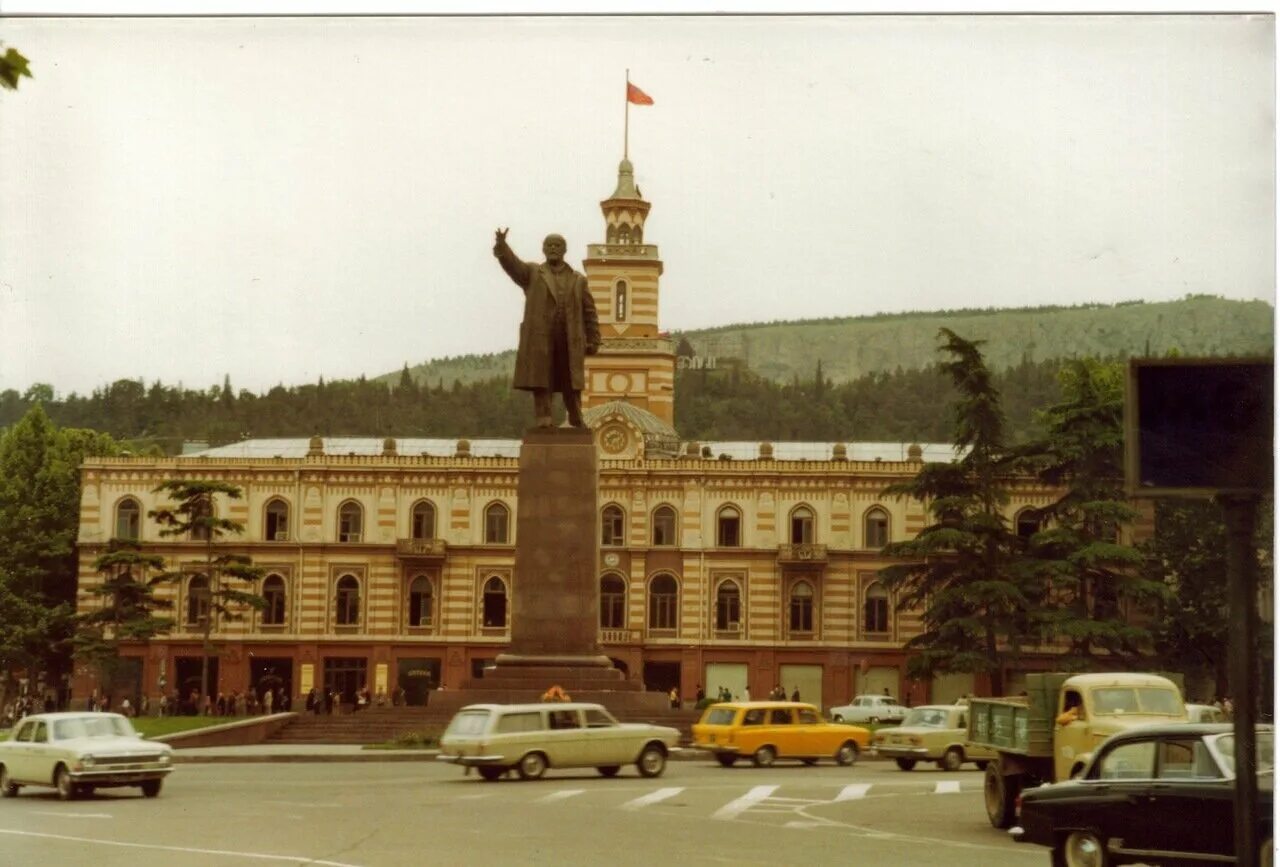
[73,540,173,689]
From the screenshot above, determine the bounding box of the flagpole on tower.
[624,68,630,159]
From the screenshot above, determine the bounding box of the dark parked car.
[1010,723,1272,867]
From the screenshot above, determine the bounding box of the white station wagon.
[828,694,910,724]
[0,712,174,800]
[437,702,682,781]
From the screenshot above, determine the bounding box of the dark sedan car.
[1010,723,1272,867]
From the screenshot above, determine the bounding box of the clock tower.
[581,158,676,425]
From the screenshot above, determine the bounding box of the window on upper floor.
[412,500,436,540]
[615,279,628,322]
[601,504,625,547]
[864,582,890,634]
[482,576,508,628]
[1016,509,1041,540]
[864,508,889,549]
[484,503,510,544]
[186,574,210,626]
[261,574,286,626]
[789,580,815,633]
[190,497,213,542]
[408,575,433,627]
[600,574,626,629]
[790,505,815,545]
[115,498,141,541]
[338,501,363,543]
[715,580,742,631]
[652,505,677,546]
[264,499,289,541]
[335,575,360,625]
[648,573,678,631]
[717,506,741,548]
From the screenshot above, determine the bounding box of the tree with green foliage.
[0,405,121,704]
[149,481,265,704]
[73,540,173,691]
[1013,359,1167,667]
[879,329,1036,694]
[0,43,32,91]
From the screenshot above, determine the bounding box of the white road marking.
[29,811,113,819]
[934,781,961,794]
[619,786,684,811]
[0,828,365,866]
[784,821,828,829]
[712,784,778,820]
[261,801,343,808]
[537,789,585,803]
[834,783,872,801]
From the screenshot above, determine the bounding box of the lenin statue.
[493,228,601,428]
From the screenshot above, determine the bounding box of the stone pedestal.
[460,427,639,693]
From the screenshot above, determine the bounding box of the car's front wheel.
[140,779,162,798]
[715,753,737,768]
[55,766,78,801]
[895,758,917,771]
[832,714,845,723]
[517,752,547,781]
[835,742,859,767]
[869,716,881,724]
[0,765,18,798]
[596,765,620,778]
[752,745,777,768]
[477,766,505,782]
[940,748,964,772]
[636,745,666,778]
[1057,830,1108,867]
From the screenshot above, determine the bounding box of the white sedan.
[0,712,174,800]
[828,695,909,724]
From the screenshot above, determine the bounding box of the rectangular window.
[495,712,544,734]
[717,514,740,547]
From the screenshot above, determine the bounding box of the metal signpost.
[1126,357,1273,867]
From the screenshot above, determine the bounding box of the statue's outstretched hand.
[493,227,509,255]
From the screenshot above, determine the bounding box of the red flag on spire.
[627,82,654,106]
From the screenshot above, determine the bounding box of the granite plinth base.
[460,659,641,692]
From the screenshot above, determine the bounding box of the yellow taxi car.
[691,701,871,767]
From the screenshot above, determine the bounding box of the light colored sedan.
[437,702,681,781]
[0,712,174,800]
[828,694,909,724]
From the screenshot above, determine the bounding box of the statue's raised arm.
[492,227,530,287]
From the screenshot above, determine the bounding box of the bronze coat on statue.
[496,246,601,391]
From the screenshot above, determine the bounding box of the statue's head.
[542,234,567,266]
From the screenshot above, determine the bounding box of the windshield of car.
[1090,687,1182,716]
[52,715,136,740]
[701,707,737,725]
[901,708,950,728]
[445,710,491,736]
[1209,732,1275,775]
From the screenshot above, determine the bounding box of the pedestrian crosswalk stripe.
[712,785,778,820]
[934,781,961,794]
[620,787,684,811]
[537,789,586,803]
[835,783,872,801]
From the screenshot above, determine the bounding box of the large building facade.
[73,160,1077,710]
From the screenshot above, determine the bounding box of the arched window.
[864,582,890,634]
[615,279,628,322]
[186,575,210,626]
[606,225,618,244]
[261,574,286,626]
[789,580,815,633]
[600,574,626,629]
[338,501,363,543]
[648,573,678,631]
[411,500,436,540]
[632,226,643,244]
[1015,509,1041,540]
[715,579,742,632]
[601,504,625,547]
[482,576,508,628]
[335,575,360,625]
[484,503,510,544]
[790,505,815,545]
[408,575,433,627]
[716,505,741,548]
[115,497,141,541]
[264,498,290,541]
[652,505,677,546]
[618,224,631,245]
[864,507,890,549]
[191,496,213,542]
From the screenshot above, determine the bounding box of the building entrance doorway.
[323,657,368,706]
[396,658,441,705]
[175,656,219,711]
[251,658,293,705]
[642,661,680,693]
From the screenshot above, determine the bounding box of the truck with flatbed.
[966,672,1187,828]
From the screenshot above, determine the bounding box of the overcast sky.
[0,14,1274,396]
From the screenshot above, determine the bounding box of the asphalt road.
[0,758,1047,867]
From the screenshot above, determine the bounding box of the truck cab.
[1052,673,1187,780]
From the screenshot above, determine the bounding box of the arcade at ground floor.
[75,639,1062,713]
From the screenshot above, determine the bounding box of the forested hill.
[385,296,1273,387]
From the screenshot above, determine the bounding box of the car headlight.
[81,755,96,767]
[159,753,171,764]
